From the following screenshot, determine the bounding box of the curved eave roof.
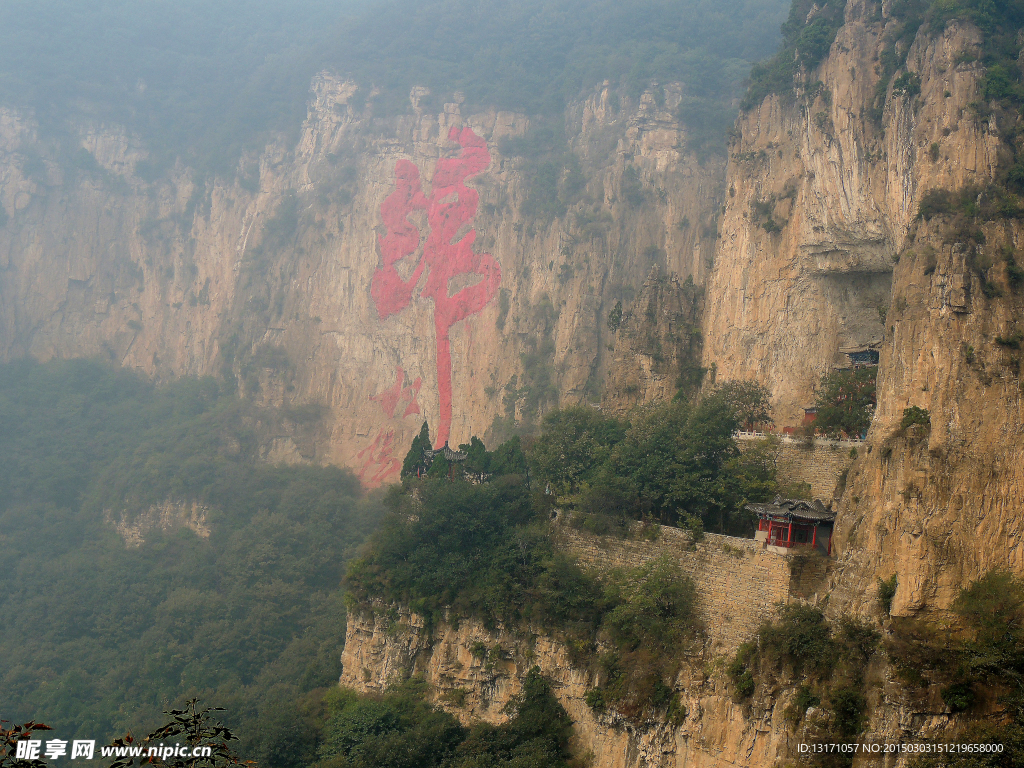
[745,496,836,522]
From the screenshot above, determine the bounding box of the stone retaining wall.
[555,523,829,653]
[736,432,861,500]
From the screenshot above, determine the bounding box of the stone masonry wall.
[736,432,862,500]
[554,523,821,654]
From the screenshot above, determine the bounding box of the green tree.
[601,557,700,655]
[528,406,627,496]
[813,367,876,437]
[448,669,574,768]
[316,680,464,768]
[709,380,773,430]
[458,436,490,475]
[712,436,780,533]
[953,570,1024,713]
[401,422,433,479]
[610,396,740,525]
[489,436,529,478]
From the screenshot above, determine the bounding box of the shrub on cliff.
[584,557,703,719]
[888,570,1024,720]
[898,406,930,431]
[728,606,879,748]
[812,367,876,438]
[313,670,575,768]
[742,0,848,110]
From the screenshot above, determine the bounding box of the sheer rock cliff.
[0,78,720,485]
[340,1,1024,764]
[701,0,1024,620]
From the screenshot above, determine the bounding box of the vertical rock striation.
[702,0,1024,616]
[0,77,722,484]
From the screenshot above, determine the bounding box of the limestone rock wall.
[702,0,997,427]
[0,76,722,485]
[555,523,803,655]
[104,499,212,548]
[702,0,1024,619]
[341,605,806,768]
[602,267,704,415]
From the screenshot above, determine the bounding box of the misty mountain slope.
[0,0,791,483]
[0,358,384,767]
[0,0,789,171]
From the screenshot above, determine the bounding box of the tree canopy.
[812,367,876,438]
[0,0,789,173]
[0,358,384,768]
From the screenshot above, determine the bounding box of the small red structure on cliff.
[747,497,836,555]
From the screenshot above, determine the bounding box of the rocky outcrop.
[341,607,799,768]
[339,525,962,768]
[104,499,211,548]
[702,0,1024,619]
[0,76,722,485]
[702,0,998,426]
[603,266,703,415]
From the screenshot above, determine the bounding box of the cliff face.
[339,527,959,768]
[341,607,795,768]
[702,0,998,425]
[333,2,1020,761]
[702,0,1024,617]
[0,77,720,484]
[602,267,704,415]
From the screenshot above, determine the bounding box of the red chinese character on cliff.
[371,126,501,446]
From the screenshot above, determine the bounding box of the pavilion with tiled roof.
[746,496,836,555]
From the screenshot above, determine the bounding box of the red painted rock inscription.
[371,127,501,447]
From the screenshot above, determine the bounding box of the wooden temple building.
[746,497,836,555]
[421,441,468,480]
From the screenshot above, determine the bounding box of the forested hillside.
[0,0,789,173]
[0,360,383,767]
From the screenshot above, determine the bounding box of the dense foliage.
[0,0,789,172]
[345,478,586,631]
[312,670,574,768]
[812,367,877,438]
[529,387,783,535]
[728,606,879,765]
[0,359,383,768]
